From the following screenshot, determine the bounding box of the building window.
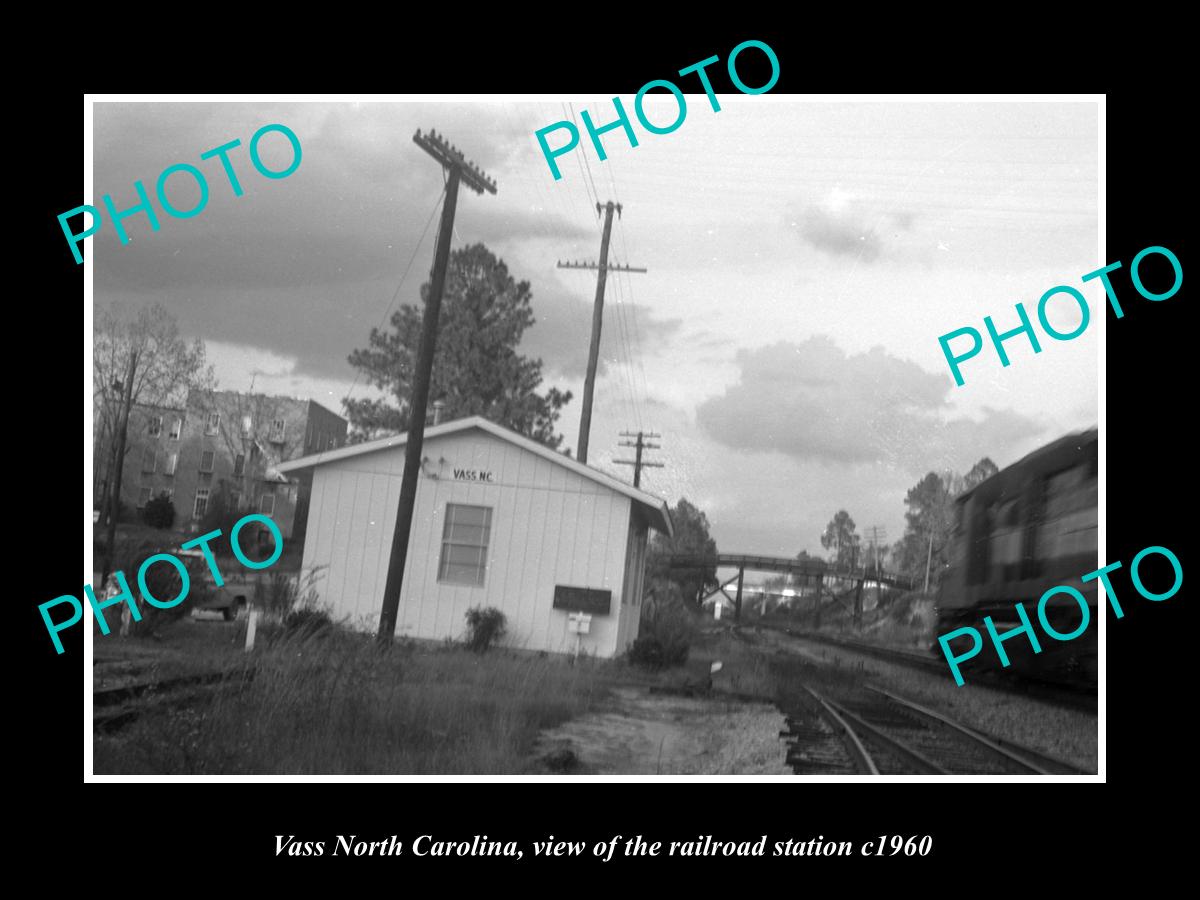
[193,488,210,519]
[270,419,286,442]
[241,415,253,437]
[229,490,241,511]
[147,415,162,437]
[163,487,174,502]
[137,486,152,507]
[164,452,178,476]
[233,453,245,477]
[168,417,182,440]
[199,450,215,473]
[260,493,276,515]
[438,503,492,586]
[205,412,221,435]
[141,447,157,474]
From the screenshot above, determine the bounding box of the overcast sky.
[92,98,1099,562]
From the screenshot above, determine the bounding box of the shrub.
[628,634,690,669]
[629,584,695,670]
[142,492,176,529]
[198,488,241,551]
[464,607,507,653]
[254,566,326,621]
[110,538,204,637]
[284,607,334,637]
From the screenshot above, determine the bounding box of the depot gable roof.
[277,416,673,536]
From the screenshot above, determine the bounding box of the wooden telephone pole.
[377,130,496,645]
[556,200,645,464]
[614,430,662,488]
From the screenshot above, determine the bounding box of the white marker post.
[244,608,259,652]
[567,612,592,663]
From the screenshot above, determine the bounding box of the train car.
[936,428,1098,687]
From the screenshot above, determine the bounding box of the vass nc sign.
[452,468,495,482]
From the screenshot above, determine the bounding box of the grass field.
[93,616,782,775]
[96,626,612,774]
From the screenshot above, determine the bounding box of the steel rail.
[866,685,1090,775]
[799,684,880,775]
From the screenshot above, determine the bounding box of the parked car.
[178,548,250,621]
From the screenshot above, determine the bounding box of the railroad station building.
[277,416,673,658]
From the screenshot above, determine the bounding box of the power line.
[615,216,652,419]
[344,184,447,407]
[603,156,651,426]
[609,264,648,434]
[569,101,602,220]
[597,160,642,432]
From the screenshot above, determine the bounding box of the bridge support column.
[735,567,744,621]
[854,578,864,630]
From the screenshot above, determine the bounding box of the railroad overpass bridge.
[667,553,917,625]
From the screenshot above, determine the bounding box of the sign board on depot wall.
[552,585,611,615]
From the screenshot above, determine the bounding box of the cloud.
[796,205,883,260]
[520,284,683,378]
[788,188,917,262]
[92,101,604,382]
[696,336,1044,473]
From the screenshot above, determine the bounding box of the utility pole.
[614,430,662,488]
[923,526,935,594]
[377,130,496,646]
[556,201,646,464]
[101,350,137,587]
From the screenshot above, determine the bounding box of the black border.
[23,30,1189,882]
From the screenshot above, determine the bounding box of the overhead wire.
[343,183,447,407]
[568,101,603,224]
[601,153,646,433]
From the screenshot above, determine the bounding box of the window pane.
[439,504,491,585]
[448,522,488,546]
[443,543,482,566]
[455,505,490,528]
[441,562,482,583]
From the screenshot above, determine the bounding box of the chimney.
[432,399,445,426]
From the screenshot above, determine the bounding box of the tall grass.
[97,627,605,775]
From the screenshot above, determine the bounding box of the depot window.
[438,503,492,586]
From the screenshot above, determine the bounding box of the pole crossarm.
[556,260,648,273]
[412,129,497,195]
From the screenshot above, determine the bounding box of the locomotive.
[935,428,1098,687]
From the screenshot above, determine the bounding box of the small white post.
[245,608,259,652]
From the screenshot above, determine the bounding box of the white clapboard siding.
[297,425,639,657]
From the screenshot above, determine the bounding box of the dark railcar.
[936,429,1098,686]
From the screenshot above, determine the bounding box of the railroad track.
[93,669,256,733]
[780,683,1092,776]
[761,624,1097,713]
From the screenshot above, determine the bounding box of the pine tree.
[344,243,572,448]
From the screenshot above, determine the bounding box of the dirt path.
[532,686,790,775]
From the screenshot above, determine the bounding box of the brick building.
[100,389,347,538]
